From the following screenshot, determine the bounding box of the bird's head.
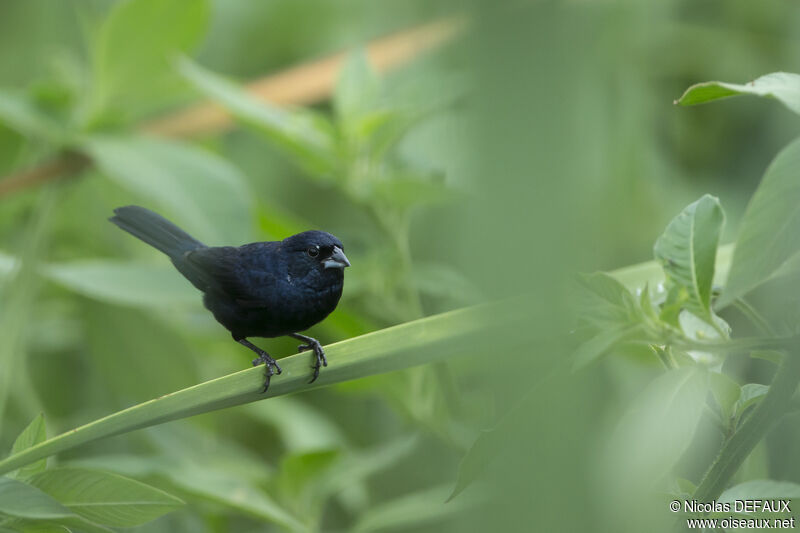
[282,231,350,274]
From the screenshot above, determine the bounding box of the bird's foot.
[295,336,327,384]
[252,353,282,393]
[237,338,281,393]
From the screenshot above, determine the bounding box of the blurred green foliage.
[1,0,800,531]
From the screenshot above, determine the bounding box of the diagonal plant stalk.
[693,348,800,502]
[0,302,508,476]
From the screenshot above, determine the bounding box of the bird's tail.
[109,205,205,259]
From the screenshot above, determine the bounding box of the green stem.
[693,347,800,502]
[0,301,509,476]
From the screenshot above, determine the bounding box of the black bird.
[109,205,350,391]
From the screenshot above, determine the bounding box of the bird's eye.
[307,247,319,258]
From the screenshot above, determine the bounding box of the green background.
[1,1,799,531]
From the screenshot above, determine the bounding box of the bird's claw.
[297,339,327,384]
[251,353,282,393]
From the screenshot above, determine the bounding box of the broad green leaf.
[9,414,47,480]
[675,478,697,497]
[676,72,800,115]
[0,477,72,520]
[653,195,725,333]
[708,372,740,422]
[353,485,480,533]
[719,479,800,502]
[322,435,418,499]
[734,383,769,424]
[334,50,380,123]
[245,398,346,453]
[43,261,199,308]
[572,324,641,370]
[577,271,636,327]
[0,90,64,142]
[448,426,498,502]
[91,0,209,118]
[719,137,800,307]
[608,367,707,483]
[410,263,481,305]
[0,302,506,481]
[157,463,306,532]
[276,450,340,503]
[178,58,337,178]
[3,516,112,533]
[81,134,252,244]
[27,468,183,527]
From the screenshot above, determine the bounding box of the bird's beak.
[323,246,351,269]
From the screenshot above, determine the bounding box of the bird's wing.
[183,246,276,307]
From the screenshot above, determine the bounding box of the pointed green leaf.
[676,72,800,115]
[0,303,508,480]
[733,383,769,424]
[654,195,725,331]
[334,50,380,122]
[354,485,479,533]
[43,261,198,308]
[708,372,741,422]
[9,414,47,480]
[0,90,64,142]
[572,324,641,370]
[81,134,252,244]
[27,468,183,527]
[0,477,72,519]
[719,479,800,502]
[719,137,800,306]
[178,58,337,178]
[577,272,635,327]
[92,0,209,118]
[609,367,708,482]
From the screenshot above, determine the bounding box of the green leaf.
[0,302,509,478]
[0,477,72,520]
[81,134,252,244]
[719,479,800,502]
[154,462,305,532]
[245,398,346,453]
[178,58,337,178]
[410,263,481,305]
[276,450,340,503]
[708,372,741,422]
[609,367,708,483]
[353,485,480,533]
[334,50,380,123]
[733,383,769,424]
[676,72,800,115]
[43,260,199,308]
[719,137,800,307]
[27,468,183,527]
[8,414,47,480]
[653,195,725,332]
[0,90,64,142]
[577,272,637,328]
[91,0,209,119]
[572,324,641,370]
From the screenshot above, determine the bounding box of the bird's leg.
[290,333,328,384]
[236,338,282,393]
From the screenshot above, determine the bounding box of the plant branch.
[0,17,465,200]
[692,346,800,501]
[0,301,504,476]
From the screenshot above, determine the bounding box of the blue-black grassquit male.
[109,205,350,391]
